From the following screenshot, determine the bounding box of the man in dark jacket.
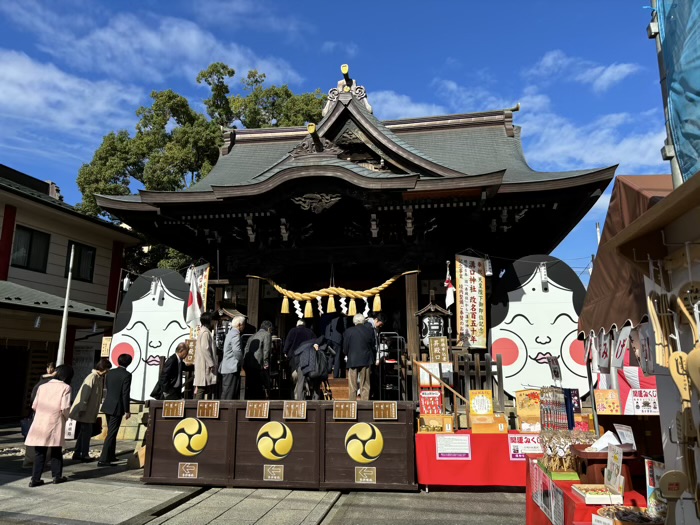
[343,314,376,400]
[283,320,315,360]
[292,335,326,400]
[98,354,132,466]
[243,320,273,400]
[159,343,189,400]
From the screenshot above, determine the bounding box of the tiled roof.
[0,165,139,240]
[0,281,114,320]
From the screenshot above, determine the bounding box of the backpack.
[307,347,330,379]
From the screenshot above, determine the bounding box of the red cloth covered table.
[415,430,527,488]
[525,454,646,525]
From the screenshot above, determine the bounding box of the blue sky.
[0,1,669,284]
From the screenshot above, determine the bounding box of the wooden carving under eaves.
[290,135,344,158]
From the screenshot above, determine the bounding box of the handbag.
[64,418,77,440]
[20,414,33,438]
[91,417,103,437]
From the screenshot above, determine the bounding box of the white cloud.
[321,41,359,58]
[525,50,640,93]
[518,103,668,173]
[432,79,511,113]
[371,91,446,120]
[0,1,302,86]
[189,0,310,39]
[0,50,142,159]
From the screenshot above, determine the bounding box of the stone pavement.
[147,488,340,525]
[0,426,527,525]
[321,491,526,525]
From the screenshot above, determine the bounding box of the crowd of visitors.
[22,311,385,487]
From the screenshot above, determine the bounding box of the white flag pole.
[57,244,75,366]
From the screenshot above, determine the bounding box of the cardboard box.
[471,413,508,434]
[418,414,454,433]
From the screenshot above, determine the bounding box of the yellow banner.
[455,255,487,348]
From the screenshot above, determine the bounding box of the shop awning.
[578,175,673,335]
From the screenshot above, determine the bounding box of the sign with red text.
[455,255,487,348]
[508,434,543,460]
[631,389,659,415]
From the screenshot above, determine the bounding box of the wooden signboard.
[283,401,307,420]
[333,401,357,420]
[246,401,270,419]
[184,338,196,366]
[429,337,450,362]
[373,401,398,420]
[162,400,185,418]
[100,336,112,358]
[197,401,220,419]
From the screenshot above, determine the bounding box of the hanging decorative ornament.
[340,297,348,315]
[327,295,337,313]
[348,298,357,316]
[304,300,313,318]
[372,294,381,312]
[281,296,290,314]
[363,298,370,317]
[316,297,324,316]
[293,299,303,318]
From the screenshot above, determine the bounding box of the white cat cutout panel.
[490,255,589,397]
[109,269,190,401]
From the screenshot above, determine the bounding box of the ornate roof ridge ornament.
[290,123,344,158]
[322,64,373,116]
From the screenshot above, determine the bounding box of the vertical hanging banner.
[455,255,487,348]
[611,326,632,369]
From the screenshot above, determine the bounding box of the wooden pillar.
[405,272,419,358]
[0,204,17,280]
[247,276,260,329]
[106,241,124,312]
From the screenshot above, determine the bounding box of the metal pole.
[56,244,74,366]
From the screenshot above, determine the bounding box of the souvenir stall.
[599,172,700,524]
[523,175,681,525]
[414,253,604,491]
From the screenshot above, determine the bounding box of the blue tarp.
[657,0,700,181]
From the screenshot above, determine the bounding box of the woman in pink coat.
[25,364,73,487]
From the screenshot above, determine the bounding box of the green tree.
[230,70,325,128]
[76,63,325,271]
[78,64,325,216]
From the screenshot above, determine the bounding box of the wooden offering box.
[320,401,416,491]
[143,400,416,491]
